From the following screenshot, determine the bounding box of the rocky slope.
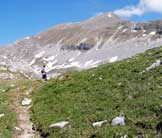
[0,12,162,79]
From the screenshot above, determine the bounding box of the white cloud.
[114,0,162,17]
[114,6,144,17]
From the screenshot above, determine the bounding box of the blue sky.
[0,0,162,46]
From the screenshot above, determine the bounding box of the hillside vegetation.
[0,81,16,138]
[31,46,162,138]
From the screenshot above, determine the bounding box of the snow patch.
[142,34,147,37]
[122,29,127,33]
[46,60,58,72]
[68,52,81,62]
[118,26,123,30]
[95,37,103,50]
[34,51,45,58]
[84,60,93,66]
[67,62,80,68]
[109,56,118,63]
[131,30,137,33]
[68,58,75,62]
[3,56,8,59]
[149,31,156,35]
[43,55,57,62]
[47,56,56,61]
[29,59,36,66]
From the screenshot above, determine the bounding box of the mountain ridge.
[0,12,162,79]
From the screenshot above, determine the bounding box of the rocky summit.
[0,12,162,79]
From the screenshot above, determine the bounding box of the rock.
[128,95,133,100]
[114,133,128,138]
[146,60,162,71]
[14,127,22,132]
[99,77,103,80]
[112,114,126,126]
[118,82,122,86]
[25,88,33,95]
[25,91,30,95]
[140,70,145,74]
[2,90,6,92]
[0,113,5,118]
[0,66,7,71]
[21,98,32,106]
[136,132,144,138]
[10,84,15,87]
[0,89,6,92]
[92,120,107,127]
[160,96,162,99]
[0,73,15,80]
[49,121,69,128]
[121,135,128,138]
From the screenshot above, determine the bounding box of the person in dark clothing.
[41,65,47,81]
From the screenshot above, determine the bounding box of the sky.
[0,0,162,46]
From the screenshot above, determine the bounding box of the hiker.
[41,65,47,81]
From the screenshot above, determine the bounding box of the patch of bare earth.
[10,86,39,138]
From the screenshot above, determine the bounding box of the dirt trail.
[10,86,39,138]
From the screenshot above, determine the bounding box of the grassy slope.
[0,81,16,138]
[0,79,39,138]
[32,46,162,138]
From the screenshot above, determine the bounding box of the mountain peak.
[96,12,120,19]
[81,12,124,30]
[90,12,122,22]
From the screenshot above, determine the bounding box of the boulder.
[99,76,103,80]
[112,115,126,126]
[146,60,161,71]
[0,89,6,92]
[14,127,22,132]
[0,113,5,118]
[21,98,32,106]
[49,121,69,128]
[10,84,15,87]
[92,120,107,127]
[109,56,118,63]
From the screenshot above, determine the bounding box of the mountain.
[0,12,162,79]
